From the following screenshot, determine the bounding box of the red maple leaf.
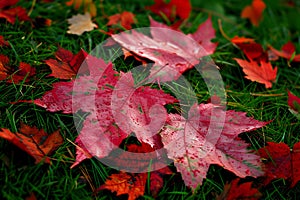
[112,17,217,82]
[217,178,262,200]
[259,142,300,187]
[0,35,9,47]
[45,47,88,79]
[241,0,266,26]
[0,123,63,164]
[32,53,177,167]
[160,103,268,189]
[0,0,30,24]
[231,36,268,62]
[268,41,300,62]
[234,58,277,88]
[146,0,191,21]
[0,54,35,83]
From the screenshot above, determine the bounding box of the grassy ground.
[1,0,300,199]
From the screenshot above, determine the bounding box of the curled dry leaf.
[0,123,63,164]
[67,12,97,35]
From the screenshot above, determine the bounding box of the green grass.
[1,0,300,199]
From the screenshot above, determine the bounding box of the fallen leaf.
[0,123,63,164]
[98,142,172,199]
[113,17,217,82]
[241,0,266,26]
[149,166,173,197]
[217,178,262,200]
[33,53,176,167]
[268,41,300,62]
[259,142,300,187]
[231,36,267,61]
[288,90,300,111]
[107,11,136,30]
[0,0,30,24]
[66,0,97,17]
[0,54,36,83]
[45,47,88,79]
[160,103,267,189]
[98,172,147,200]
[146,0,191,21]
[0,35,9,47]
[234,58,277,88]
[67,12,97,36]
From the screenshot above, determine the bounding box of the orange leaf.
[45,47,88,79]
[0,123,63,164]
[99,172,147,200]
[231,36,255,44]
[241,0,266,26]
[234,58,277,88]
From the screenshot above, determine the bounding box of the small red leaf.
[146,0,191,21]
[234,58,277,88]
[268,41,300,62]
[217,178,262,200]
[45,47,88,79]
[0,54,35,83]
[0,5,30,24]
[107,11,136,30]
[241,0,266,26]
[0,35,9,47]
[231,36,267,61]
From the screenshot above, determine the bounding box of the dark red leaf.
[146,0,191,21]
[0,35,9,47]
[217,178,262,200]
[259,142,300,187]
[0,6,30,24]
